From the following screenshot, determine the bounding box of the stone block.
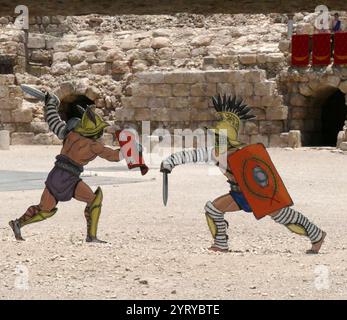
[190,108,216,121]
[324,75,340,88]
[339,141,347,151]
[91,63,107,75]
[266,106,288,120]
[168,97,189,109]
[85,86,101,100]
[250,134,269,147]
[151,37,170,49]
[269,134,286,147]
[164,72,205,84]
[261,95,283,107]
[278,39,290,52]
[254,81,275,96]
[290,93,308,107]
[256,53,267,64]
[288,130,302,148]
[28,34,45,49]
[68,50,86,65]
[290,119,305,130]
[0,86,9,99]
[172,48,191,59]
[12,108,33,123]
[0,110,11,122]
[147,97,167,109]
[11,132,34,145]
[217,83,234,95]
[30,122,49,133]
[205,71,232,83]
[234,82,254,96]
[121,97,147,109]
[191,35,212,47]
[266,53,285,63]
[51,62,71,75]
[244,70,267,82]
[172,84,190,97]
[251,108,266,120]
[239,54,257,64]
[339,81,347,94]
[0,75,15,85]
[244,121,258,135]
[54,41,76,52]
[111,61,130,74]
[291,107,307,119]
[244,96,262,108]
[299,83,314,96]
[158,48,173,60]
[73,61,89,71]
[259,120,283,134]
[136,72,165,84]
[191,83,216,96]
[134,108,151,121]
[189,97,209,109]
[78,40,99,52]
[33,133,53,145]
[152,84,172,97]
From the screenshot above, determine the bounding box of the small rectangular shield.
[115,129,148,175]
[291,34,310,66]
[227,143,293,219]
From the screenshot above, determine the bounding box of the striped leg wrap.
[272,207,323,244]
[204,201,229,250]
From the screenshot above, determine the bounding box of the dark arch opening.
[59,95,94,122]
[319,90,347,146]
[0,55,14,74]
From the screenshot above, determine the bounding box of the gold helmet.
[74,106,109,138]
[208,94,256,152]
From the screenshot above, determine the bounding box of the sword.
[162,171,168,206]
[20,84,46,101]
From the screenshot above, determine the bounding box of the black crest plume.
[211,94,256,120]
[75,104,86,117]
[85,105,97,125]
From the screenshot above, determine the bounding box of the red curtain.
[312,33,331,65]
[334,32,347,65]
[291,34,310,66]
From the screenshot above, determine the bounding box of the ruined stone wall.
[0,11,347,146]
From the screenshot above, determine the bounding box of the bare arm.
[91,141,121,162]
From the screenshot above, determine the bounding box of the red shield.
[227,143,293,219]
[115,129,148,175]
[312,33,331,65]
[291,34,310,66]
[334,32,347,65]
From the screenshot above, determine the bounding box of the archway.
[59,95,94,122]
[319,90,347,146]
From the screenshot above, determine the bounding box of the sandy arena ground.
[0,146,346,300]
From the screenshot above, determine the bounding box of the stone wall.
[1,10,347,146]
[1,1,347,16]
[280,69,347,145]
[125,70,288,147]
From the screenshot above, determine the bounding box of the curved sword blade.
[163,171,168,206]
[20,84,45,101]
